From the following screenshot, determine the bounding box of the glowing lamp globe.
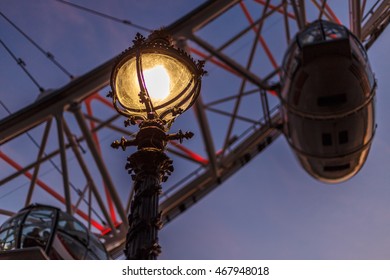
[110,30,205,123]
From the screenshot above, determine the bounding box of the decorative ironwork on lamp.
[108,29,205,260]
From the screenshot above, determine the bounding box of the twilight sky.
[0,0,390,259]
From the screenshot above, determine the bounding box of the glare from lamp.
[143,65,170,101]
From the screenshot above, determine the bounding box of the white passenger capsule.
[0,204,110,259]
[280,20,376,183]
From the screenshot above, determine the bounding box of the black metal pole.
[112,119,171,259]
[125,148,171,259]
[112,118,193,259]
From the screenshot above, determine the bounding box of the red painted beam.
[0,151,105,232]
[254,0,296,19]
[240,2,279,71]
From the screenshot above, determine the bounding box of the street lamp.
[108,30,205,260]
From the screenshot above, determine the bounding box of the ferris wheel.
[0,0,389,258]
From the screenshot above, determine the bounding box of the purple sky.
[1,0,390,260]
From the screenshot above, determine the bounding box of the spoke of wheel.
[25,118,53,206]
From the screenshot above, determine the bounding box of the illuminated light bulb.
[143,65,170,101]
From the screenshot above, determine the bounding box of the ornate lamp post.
[108,30,205,260]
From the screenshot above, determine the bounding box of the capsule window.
[339,130,349,144]
[317,93,347,107]
[324,163,351,172]
[322,133,332,146]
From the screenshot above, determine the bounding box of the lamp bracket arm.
[111,136,137,151]
[166,129,194,144]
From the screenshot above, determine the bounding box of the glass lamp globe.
[110,31,205,123]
